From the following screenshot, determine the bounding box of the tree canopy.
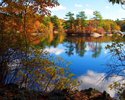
[109,0,125,4]
[0,0,59,15]
[93,11,102,20]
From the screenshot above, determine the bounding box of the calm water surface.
[45,39,110,77]
[5,35,125,98]
[44,36,125,97]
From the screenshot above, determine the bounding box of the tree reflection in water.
[75,40,86,57]
[88,42,102,58]
[64,37,103,57]
[0,31,77,92]
[64,41,75,56]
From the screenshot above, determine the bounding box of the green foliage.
[65,12,75,21]
[64,12,75,29]
[50,15,60,30]
[109,82,125,99]
[63,10,121,35]
[76,11,87,20]
[15,48,78,91]
[93,11,103,20]
[109,0,124,4]
[76,11,87,27]
[42,17,51,26]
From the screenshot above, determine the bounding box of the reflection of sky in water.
[78,70,124,98]
[45,42,122,97]
[44,47,64,55]
[45,42,111,76]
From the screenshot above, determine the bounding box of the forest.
[0,0,125,100]
[1,3,125,39]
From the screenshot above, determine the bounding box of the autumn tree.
[0,0,59,33]
[0,0,60,84]
[115,19,125,31]
[0,0,59,52]
[0,0,78,93]
[0,0,60,57]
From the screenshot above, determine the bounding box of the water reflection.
[63,37,115,58]
[41,35,125,98]
[2,32,125,98]
[42,36,114,78]
[45,47,64,55]
[39,35,114,58]
[38,33,65,49]
[64,41,102,58]
[4,48,73,91]
[64,41,76,56]
[88,42,102,58]
[78,70,124,98]
[44,41,103,58]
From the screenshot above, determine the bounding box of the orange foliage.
[96,27,105,34]
[34,20,41,31]
[85,26,94,33]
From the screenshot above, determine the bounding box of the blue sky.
[49,0,125,20]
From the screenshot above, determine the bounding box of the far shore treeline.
[1,9,125,40]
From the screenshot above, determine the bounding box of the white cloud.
[78,70,125,97]
[119,9,125,13]
[104,49,108,54]
[105,8,125,20]
[44,47,64,55]
[75,4,83,8]
[84,9,94,17]
[72,11,77,15]
[85,45,90,51]
[105,6,110,9]
[48,5,66,11]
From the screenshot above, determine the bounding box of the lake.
[43,36,125,97]
[4,35,125,98]
[45,40,109,76]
